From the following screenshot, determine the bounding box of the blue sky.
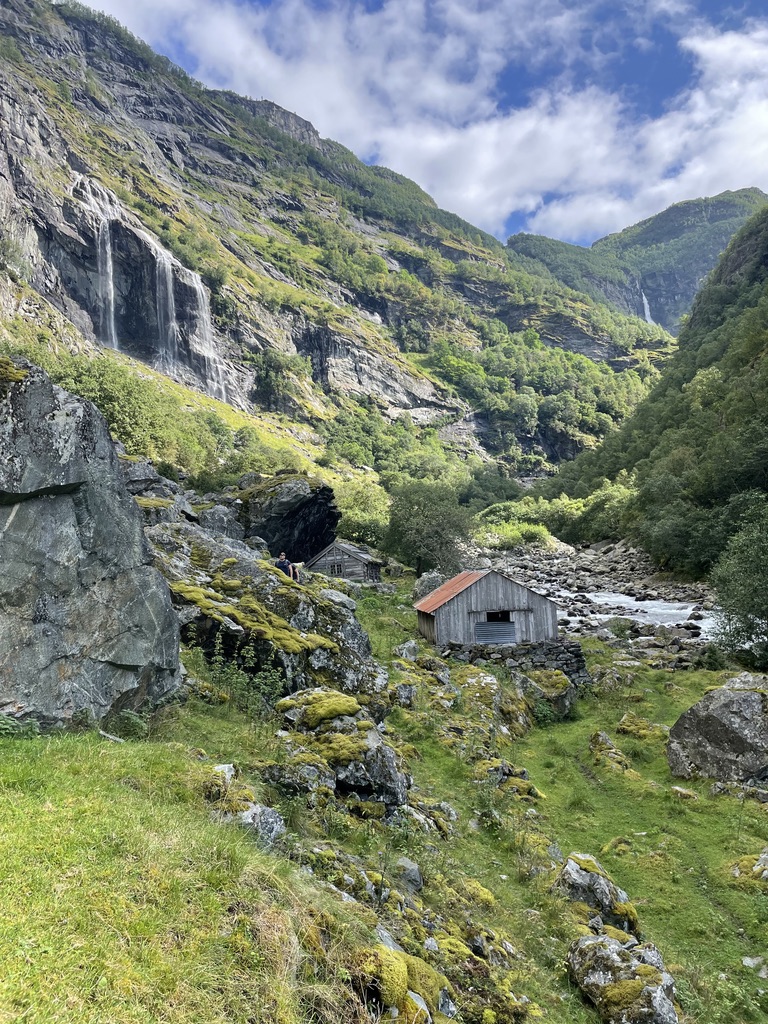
[90,0,768,244]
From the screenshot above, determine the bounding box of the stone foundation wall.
[445,639,592,688]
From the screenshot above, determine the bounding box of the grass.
[2,580,768,1023]
[0,729,372,1024]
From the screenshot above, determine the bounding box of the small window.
[330,562,344,576]
[486,610,511,622]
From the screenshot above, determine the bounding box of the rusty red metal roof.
[413,569,490,614]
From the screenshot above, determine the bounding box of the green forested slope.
[546,206,768,574]
[508,190,768,334]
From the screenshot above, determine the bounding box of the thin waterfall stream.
[76,177,119,349]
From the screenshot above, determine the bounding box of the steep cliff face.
[0,0,459,421]
[0,361,181,726]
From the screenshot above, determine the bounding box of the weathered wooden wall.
[432,573,557,646]
[307,544,380,582]
[417,611,437,645]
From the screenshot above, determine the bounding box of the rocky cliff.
[0,0,678,467]
[0,360,180,726]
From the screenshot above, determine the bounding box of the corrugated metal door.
[474,621,517,644]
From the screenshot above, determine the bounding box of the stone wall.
[445,639,592,688]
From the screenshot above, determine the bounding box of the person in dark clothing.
[275,551,297,580]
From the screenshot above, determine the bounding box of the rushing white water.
[154,249,180,371]
[641,290,655,325]
[189,274,228,402]
[76,177,119,348]
[587,590,715,636]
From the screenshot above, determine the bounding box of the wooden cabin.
[305,540,383,583]
[414,569,558,646]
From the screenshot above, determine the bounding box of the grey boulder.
[568,934,679,1024]
[0,364,180,726]
[667,673,768,783]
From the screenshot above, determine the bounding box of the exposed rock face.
[295,323,456,423]
[0,364,180,726]
[239,473,340,561]
[148,519,387,696]
[553,855,639,935]
[667,674,768,784]
[568,935,680,1024]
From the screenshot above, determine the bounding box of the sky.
[85,0,768,244]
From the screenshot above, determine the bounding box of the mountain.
[0,0,677,485]
[507,189,768,334]
[546,204,768,574]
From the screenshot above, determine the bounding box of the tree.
[711,509,768,667]
[384,481,472,574]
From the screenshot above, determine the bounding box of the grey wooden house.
[305,540,383,582]
[414,568,558,646]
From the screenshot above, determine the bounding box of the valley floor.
[1,578,767,1024]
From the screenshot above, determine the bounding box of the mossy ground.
[2,583,768,1023]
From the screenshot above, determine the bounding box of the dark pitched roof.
[305,539,382,567]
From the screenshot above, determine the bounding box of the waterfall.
[76,177,119,349]
[641,291,655,325]
[154,249,180,371]
[189,274,228,402]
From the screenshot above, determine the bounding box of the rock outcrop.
[553,854,639,935]
[272,687,409,811]
[238,473,340,561]
[667,673,768,784]
[148,518,387,696]
[0,362,180,726]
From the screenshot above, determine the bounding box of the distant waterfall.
[154,249,180,370]
[641,291,655,325]
[189,274,228,402]
[76,177,119,349]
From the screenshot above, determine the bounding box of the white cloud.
[85,0,768,242]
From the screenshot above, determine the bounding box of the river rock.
[0,363,180,726]
[667,673,768,783]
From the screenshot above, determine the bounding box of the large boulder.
[238,473,340,561]
[568,934,680,1024]
[0,362,180,726]
[667,674,768,784]
[274,687,409,810]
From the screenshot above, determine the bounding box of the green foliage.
[711,510,768,666]
[0,230,31,282]
[477,475,635,547]
[384,480,472,573]
[247,349,311,407]
[427,334,647,462]
[0,714,40,739]
[545,206,768,573]
[335,478,390,548]
[106,709,149,741]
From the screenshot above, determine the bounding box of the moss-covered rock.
[567,934,680,1023]
[553,854,640,936]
